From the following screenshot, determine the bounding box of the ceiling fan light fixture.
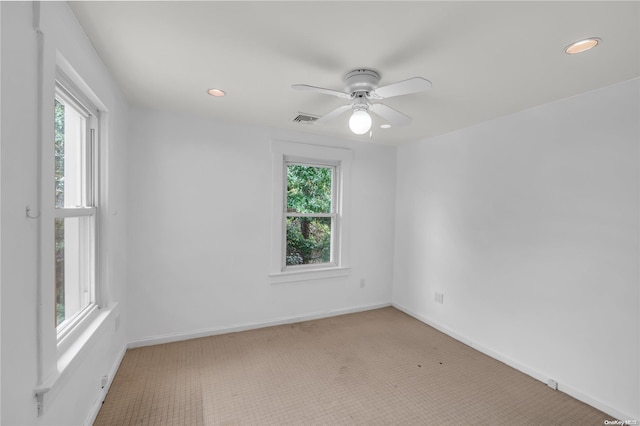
[565,37,600,54]
[349,110,372,135]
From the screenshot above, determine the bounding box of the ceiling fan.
[292,69,431,135]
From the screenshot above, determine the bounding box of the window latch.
[26,206,40,219]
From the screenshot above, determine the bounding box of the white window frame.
[49,68,105,359]
[53,82,99,343]
[270,140,352,283]
[284,159,339,269]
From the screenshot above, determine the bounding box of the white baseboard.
[83,344,127,426]
[392,302,636,422]
[127,302,392,349]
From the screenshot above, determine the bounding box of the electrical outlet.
[101,375,108,389]
[434,292,444,304]
[547,379,558,390]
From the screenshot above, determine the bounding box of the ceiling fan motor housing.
[344,69,380,95]
[351,94,369,111]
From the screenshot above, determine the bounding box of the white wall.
[126,108,396,344]
[1,2,129,425]
[393,78,640,420]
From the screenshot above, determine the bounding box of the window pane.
[286,164,332,214]
[286,216,332,265]
[54,99,65,208]
[54,97,88,209]
[55,216,93,329]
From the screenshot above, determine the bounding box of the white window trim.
[34,51,113,416]
[269,140,352,283]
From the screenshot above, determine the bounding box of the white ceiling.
[69,1,640,145]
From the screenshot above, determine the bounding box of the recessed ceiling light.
[565,38,601,54]
[380,124,391,129]
[207,88,226,97]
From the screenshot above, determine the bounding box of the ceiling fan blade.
[315,104,352,124]
[371,77,432,99]
[370,103,412,126]
[291,84,350,99]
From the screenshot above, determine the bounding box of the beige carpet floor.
[94,307,613,425]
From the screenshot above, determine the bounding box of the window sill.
[57,304,116,374]
[269,266,350,283]
[57,303,100,353]
[35,304,118,411]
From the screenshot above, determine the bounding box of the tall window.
[270,141,351,281]
[54,84,97,334]
[284,161,338,268]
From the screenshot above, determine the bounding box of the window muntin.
[284,162,338,268]
[54,85,97,334]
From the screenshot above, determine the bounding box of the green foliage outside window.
[286,165,333,265]
[55,99,65,207]
[54,100,65,326]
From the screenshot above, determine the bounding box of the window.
[54,83,98,335]
[270,141,352,282]
[34,55,115,416]
[285,162,337,267]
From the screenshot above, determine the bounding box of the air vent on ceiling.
[292,113,319,123]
